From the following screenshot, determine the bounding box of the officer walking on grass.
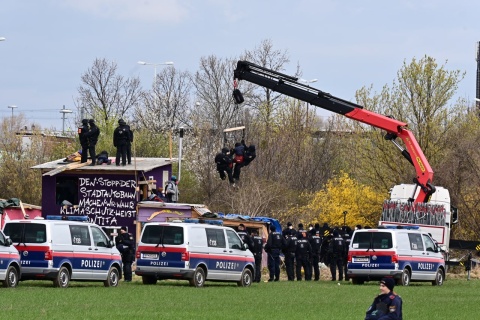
[310,230,322,281]
[283,231,298,281]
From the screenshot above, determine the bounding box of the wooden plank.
[223,126,245,133]
[19,200,29,218]
[43,161,91,176]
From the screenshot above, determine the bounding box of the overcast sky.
[0,0,479,131]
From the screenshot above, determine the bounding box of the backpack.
[165,181,175,194]
[233,154,244,164]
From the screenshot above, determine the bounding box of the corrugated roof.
[32,157,176,173]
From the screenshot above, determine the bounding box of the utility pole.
[60,105,73,135]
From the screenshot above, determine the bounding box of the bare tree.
[77,58,142,121]
[134,66,192,132]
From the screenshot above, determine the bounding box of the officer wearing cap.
[115,227,135,282]
[78,119,89,163]
[365,277,403,319]
[295,231,312,281]
[264,224,285,282]
[282,222,295,238]
[328,229,345,281]
[237,223,254,251]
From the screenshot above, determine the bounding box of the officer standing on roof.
[113,119,130,166]
[251,229,264,283]
[264,224,285,282]
[85,119,100,166]
[78,119,89,163]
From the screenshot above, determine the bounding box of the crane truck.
[233,60,457,253]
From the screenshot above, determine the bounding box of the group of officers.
[78,118,134,166]
[237,222,356,283]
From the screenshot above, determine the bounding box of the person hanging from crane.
[215,147,235,186]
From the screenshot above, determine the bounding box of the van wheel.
[351,278,364,285]
[53,266,70,288]
[237,269,253,287]
[104,267,119,287]
[2,266,18,288]
[142,276,157,285]
[189,267,205,288]
[399,268,411,286]
[432,269,444,286]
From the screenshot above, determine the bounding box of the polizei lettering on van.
[216,261,240,270]
[418,263,434,270]
[81,259,105,268]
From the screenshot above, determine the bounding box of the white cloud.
[59,0,189,23]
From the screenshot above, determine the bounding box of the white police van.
[135,221,255,287]
[0,229,21,288]
[347,227,445,286]
[3,216,122,288]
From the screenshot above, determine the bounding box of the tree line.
[1,39,478,242]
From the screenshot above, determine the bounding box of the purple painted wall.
[41,165,170,233]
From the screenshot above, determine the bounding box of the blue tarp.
[215,212,282,233]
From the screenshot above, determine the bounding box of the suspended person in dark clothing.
[232,142,245,182]
[215,147,235,186]
[243,144,256,166]
[77,119,89,163]
[113,119,130,166]
[85,119,100,166]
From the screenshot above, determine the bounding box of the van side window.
[24,224,47,243]
[206,229,226,248]
[3,223,23,243]
[408,233,424,251]
[70,225,91,246]
[91,226,109,247]
[372,232,392,249]
[0,231,6,246]
[226,230,243,250]
[423,234,436,252]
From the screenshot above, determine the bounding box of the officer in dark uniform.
[365,277,403,320]
[251,229,264,283]
[85,119,100,166]
[264,224,285,282]
[282,222,295,238]
[283,231,298,281]
[320,223,332,264]
[123,120,133,165]
[328,229,345,281]
[77,119,89,163]
[310,229,322,281]
[237,223,254,251]
[115,227,135,282]
[113,119,130,166]
[295,231,312,281]
[341,226,352,280]
[215,147,235,185]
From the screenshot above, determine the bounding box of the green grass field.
[0,274,477,319]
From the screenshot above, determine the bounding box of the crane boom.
[233,60,435,203]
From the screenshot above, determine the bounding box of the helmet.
[88,119,95,124]
[118,118,126,125]
[221,147,229,153]
[82,119,88,124]
[171,175,177,181]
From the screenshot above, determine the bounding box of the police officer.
[310,229,322,281]
[251,230,264,283]
[328,229,345,281]
[365,277,403,320]
[237,223,254,251]
[113,119,130,166]
[85,119,100,166]
[283,231,298,281]
[282,222,295,238]
[295,231,312,281]
[115,227,135,282]
[215,147,235,185]
[264,224,285,282]
[78,119,89,163]
[341,226,352,280]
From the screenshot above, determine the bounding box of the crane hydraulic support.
[233,60,435,203]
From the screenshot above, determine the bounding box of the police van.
[135,221,255,287]
[347,227,445,286]
[2,216,122,288]
[0,229,21,288]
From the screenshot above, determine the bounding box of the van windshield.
[351,232,393,249]
[142,225,183,245]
